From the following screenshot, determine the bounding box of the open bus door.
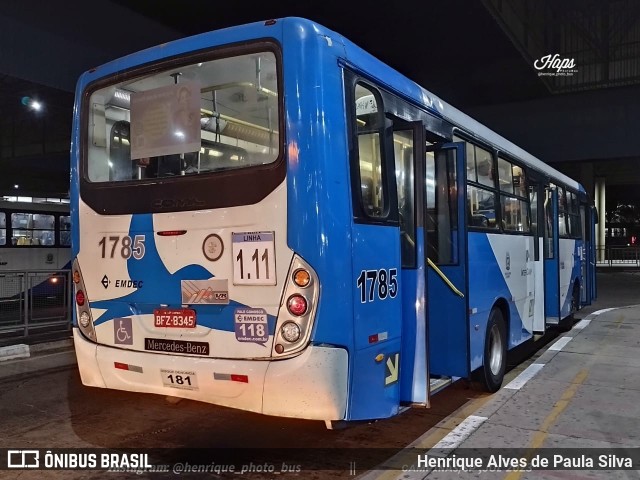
[544,187,561,323]
[425,142,469,389]
[530,180,546,333]
[590,205,598,301]
[580,202,592,306]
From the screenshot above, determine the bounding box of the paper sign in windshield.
[234,308,269,344]
[130,81,201,159]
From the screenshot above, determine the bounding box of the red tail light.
[230,374,249,383]
[287,294,307,316]
[75,290,85,306]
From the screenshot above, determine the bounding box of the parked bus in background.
[70,18,596,428]
[0,197,71,288]
[0,197,71,336]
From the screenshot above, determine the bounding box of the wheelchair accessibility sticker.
[114,317,133,345]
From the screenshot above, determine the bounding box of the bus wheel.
[480,308,507,393]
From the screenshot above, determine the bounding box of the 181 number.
[167,374,191,386]
[356,268,398,303]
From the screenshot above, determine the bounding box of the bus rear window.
[86,51,279,183]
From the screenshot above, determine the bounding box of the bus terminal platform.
[366,270,640,480]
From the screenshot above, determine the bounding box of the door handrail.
[427,258,465,298]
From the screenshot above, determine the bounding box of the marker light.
[75,290,85,306]
[293,269,311,288]
[157,230,187,236]
[281,322,301,343]
[287,295,307,316]
[73,270,81,284]
[79,311,90,328]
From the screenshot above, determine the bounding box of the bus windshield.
[86,51,279,183]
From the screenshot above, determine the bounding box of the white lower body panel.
[73,328,348,421]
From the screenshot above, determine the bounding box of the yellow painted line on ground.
[503,369,589,480]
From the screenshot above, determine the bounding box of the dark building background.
[1,0,639,249]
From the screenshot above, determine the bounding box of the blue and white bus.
[0,198,71,299]
[70,18,596,427]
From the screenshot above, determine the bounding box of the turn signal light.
[73,270,81,284]
[293,269,311,288]
[75,290,85,306]
[287,294,307,316]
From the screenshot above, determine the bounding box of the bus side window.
[558,186,568,236]
[427,148,458,264]
[466,143,498,230]
[109,121,132,181]
[0,213,5,246]
[60,216,72,246]
[354,84,386,218]
[498,158,530,233]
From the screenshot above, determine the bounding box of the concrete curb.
[29,337,74,354]
[0,337,74,363]
[0,343,30,362]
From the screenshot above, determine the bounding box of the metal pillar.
[595,177,606,262]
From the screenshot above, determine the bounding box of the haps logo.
[534,54,578,77]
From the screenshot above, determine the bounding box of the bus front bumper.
[73,328,348,421]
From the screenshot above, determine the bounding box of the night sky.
[113,0,550,108]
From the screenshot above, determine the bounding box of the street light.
[21,96,43,112]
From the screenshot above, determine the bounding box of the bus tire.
[480,308,507,393]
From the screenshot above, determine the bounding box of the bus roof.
[309,18,584,193]
[76,16,583,194]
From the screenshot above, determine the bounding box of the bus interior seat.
[470,214,489,227]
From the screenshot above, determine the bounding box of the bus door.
[590,206,598,301]
[426,142,469,381]
[580,203,592,306]
[544,187,561,323]
[530,182,546,333]
[348,85,404,420]
[392,121,428,406]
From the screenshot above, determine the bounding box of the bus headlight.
[79,311,90,328]
[281,322,301,343]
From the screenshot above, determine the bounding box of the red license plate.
[154,308,196,328]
